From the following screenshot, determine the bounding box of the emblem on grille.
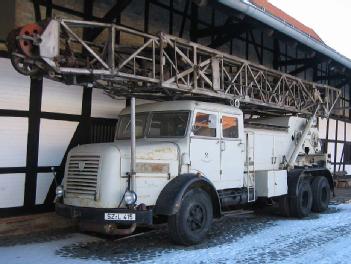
[78,161,85,171]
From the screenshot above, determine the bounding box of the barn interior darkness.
[0,0,350,217]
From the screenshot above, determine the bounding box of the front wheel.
[168,188,213,245]
[311,176,330,212]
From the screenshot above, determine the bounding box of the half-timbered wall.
[0,0,349,216]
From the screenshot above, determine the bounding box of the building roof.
[219,0,351,70]
[249,0,323,43]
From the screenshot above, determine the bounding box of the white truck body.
[62,100,324,209]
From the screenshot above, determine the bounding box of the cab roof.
[120,100,243,116]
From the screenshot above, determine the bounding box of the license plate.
[104,213,136,221]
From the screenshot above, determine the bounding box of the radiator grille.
[65,155,100,199]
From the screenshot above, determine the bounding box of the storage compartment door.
[253,134,274,171]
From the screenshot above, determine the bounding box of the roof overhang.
[218,0,351,70]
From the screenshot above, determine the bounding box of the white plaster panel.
[318,117,327,139]
[328,119,336,139]
[91,88,125,118]
[0,117,28,167]
[347,123,351,142]
[338,121,345,141]
[345,165,351,175]
[327,142,335,162]
[336,143,344,163]
[0,174,25,208]
[0,58,29,110]
[35,173,54,205]
[38,119,78,166]
[41,79,83,115]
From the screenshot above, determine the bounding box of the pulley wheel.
[18,23,43,57]
[10,53,40,76]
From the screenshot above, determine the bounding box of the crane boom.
[7,18,340,117]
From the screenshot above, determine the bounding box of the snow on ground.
[1,204,351,264]
[145,204,351,264]
[0,233,103,264]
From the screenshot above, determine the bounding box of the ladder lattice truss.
[13,19,341,116]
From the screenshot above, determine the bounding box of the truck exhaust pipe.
[79,222,137,235]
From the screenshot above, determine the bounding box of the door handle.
[221,141,226,151]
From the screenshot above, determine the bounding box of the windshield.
[148,111,189,138]
[116,113,148,139]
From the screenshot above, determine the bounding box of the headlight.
[124,190,137,205]
[56,185,64,197]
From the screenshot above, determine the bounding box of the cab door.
[189,110,221,183]
[219,113,245,188]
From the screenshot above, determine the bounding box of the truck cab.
[56,100,332,245]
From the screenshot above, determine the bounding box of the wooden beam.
[190,2,198,42]
[289,59,318,75]
[249,30,262,64]
[33,0,42,21]
[179,0,190,38]
[315,74,347,82]
[277,57,316,67]
[209,22,250,48]
[82,0,94,41]
[196,17,234,38]
[24,78,42,209]
[272,39,280,70]
[45,0,52,18]
[335,79,350,88]
[85,0,131,41]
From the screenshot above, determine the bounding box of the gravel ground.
[1,203,351,264]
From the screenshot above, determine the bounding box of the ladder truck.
[7,19,341,245]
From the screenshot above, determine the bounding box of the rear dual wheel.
[283,176,330,218]
[311,176,331,212]
[291,180,313,218]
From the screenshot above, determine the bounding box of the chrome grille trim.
[65,154,100,199]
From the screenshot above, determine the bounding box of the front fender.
[153,174,221,217]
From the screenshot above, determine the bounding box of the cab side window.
[222,115,239,138]
[193,112,217,137]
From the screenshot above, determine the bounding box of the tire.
[168,188,213,245]
[311,176,331,212]
[290,180,313,218]
[278,196,290,217]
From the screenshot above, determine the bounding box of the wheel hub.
[187,204,205,231]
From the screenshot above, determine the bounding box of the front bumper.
[56,202,153,225]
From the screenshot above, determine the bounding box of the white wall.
[0,59,29,110]
[319,117,351,174]
[0,58,125,208]
[41,79,83,115]
[0,174,25,208]
[0,117,28,167]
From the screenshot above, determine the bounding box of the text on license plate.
[104,213,136,221]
